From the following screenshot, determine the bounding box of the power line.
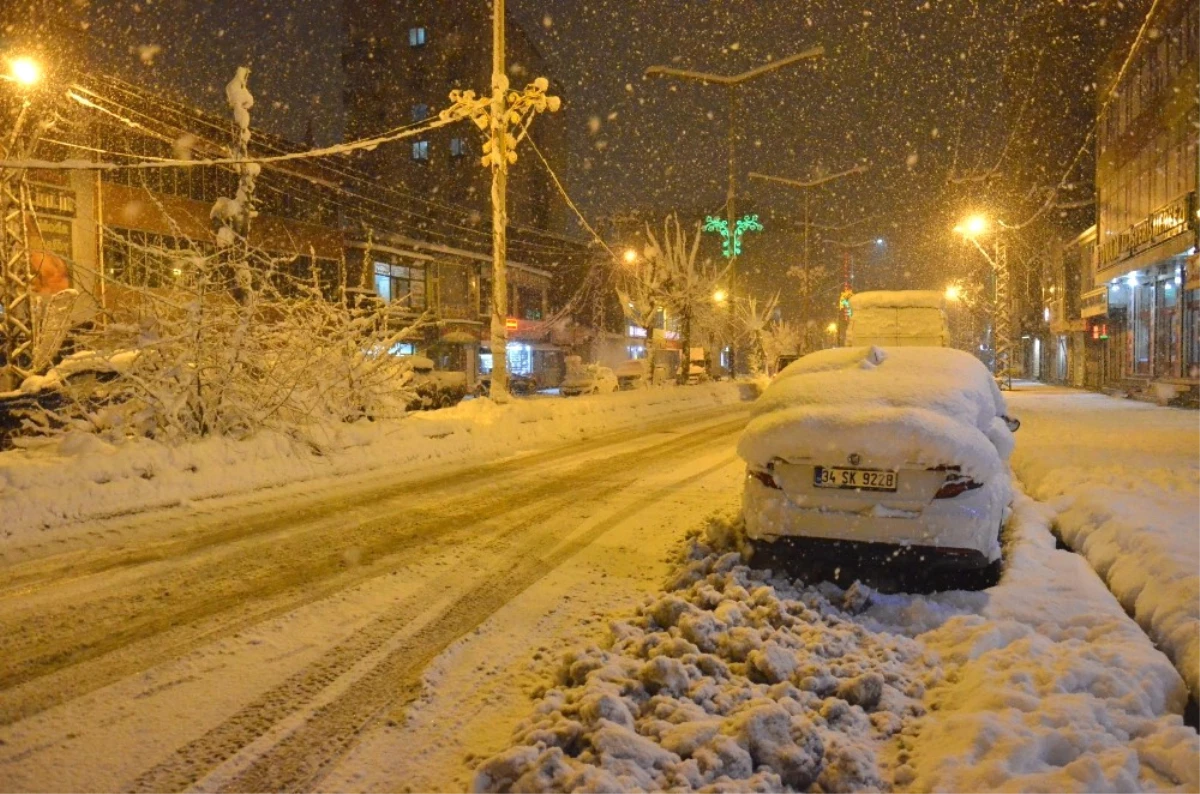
[47,88,585,261]
[72,73,587,249]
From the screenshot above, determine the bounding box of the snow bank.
[475,493,1196,792]
[868,493,1196,792]
[474,516,929,793]
[740,347,1011,482]
[1007,386,1200,703]
[0,383,749,543]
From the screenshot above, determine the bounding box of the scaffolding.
[0,98,40,390]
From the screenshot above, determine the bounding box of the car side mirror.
[1002,415,1020,433]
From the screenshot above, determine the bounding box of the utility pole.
[489,0,510,402]
[441,0,559,402]
[646,45,823,374]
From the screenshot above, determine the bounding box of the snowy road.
[0,402,750,792]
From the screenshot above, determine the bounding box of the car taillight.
[933,467,984,499]
[748,469,781,489]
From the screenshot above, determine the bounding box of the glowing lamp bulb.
[956,214,988,238]
[622,249,637,264]
[9,57,41,86]
[712,289,728,303]
[825,322,838,334]
[944,284,962,302]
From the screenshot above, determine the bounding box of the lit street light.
[7,57,41,87]
[622,248,638,265]
[712,289,728,304]
[944,283,963,303]
[954,214,989,239]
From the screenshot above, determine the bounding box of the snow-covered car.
[397,356,468,410]
[474,373,539,397]
[738,345,1019,582]
[614,358,649,390]
[560,357,618,396]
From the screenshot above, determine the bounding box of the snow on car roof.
[739,346,1012,480]
[849,290,945,310]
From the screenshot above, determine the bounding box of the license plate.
[814,466,898,491]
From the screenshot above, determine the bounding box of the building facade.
[1090,0,1199,398]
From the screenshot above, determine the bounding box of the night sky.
[81,0,1144,315]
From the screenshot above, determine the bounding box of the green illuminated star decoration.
[703,214,764,258]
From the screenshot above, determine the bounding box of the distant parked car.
[398,356,468,410]
[614,359,649,390]
[739,345,1019,587]
[474,373,539,397]
[560,357,618,396]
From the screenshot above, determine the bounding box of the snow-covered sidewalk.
[0,383,751,545]
[473,493,1197,793]
[1007,383,1200,703]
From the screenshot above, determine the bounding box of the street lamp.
[6,57,41,87]
[646,45,824,374]
[944,283,963,302]
[954,213,1012,390]
[749,164,868,353]
[622,248,638,265]
[712,288,728,304]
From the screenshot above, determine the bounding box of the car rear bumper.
[742,476,1004,563]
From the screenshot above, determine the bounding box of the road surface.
[0,402,750,793]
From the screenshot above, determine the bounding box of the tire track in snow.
[123,419,746,792]
[0,405,735,594]
[0,409,747,727]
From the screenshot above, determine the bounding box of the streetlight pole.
[954,214,1012,389]
[748,164,867,352]
[646,46,823,374]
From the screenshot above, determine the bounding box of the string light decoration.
[702,214,764,259]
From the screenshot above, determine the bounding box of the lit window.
[411,103,429,122]
[373,261,426,309]
[411,140,429,161]
[450,137,468,157]
[409,27,427,47]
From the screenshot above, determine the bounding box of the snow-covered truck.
[845,290,949,348]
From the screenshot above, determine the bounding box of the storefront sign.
[1099,193,1194,267]
[31,216,73,259]
[1080,286,1109,318]
[29,184,76,217]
